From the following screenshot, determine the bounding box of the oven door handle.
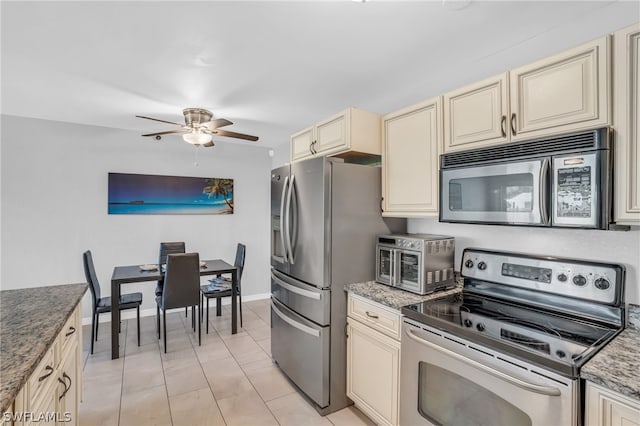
[405,328,562,397]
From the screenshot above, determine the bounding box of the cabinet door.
[291,126,314,162]
[586,382,640,426]
[443,73,509,152]
[614,23,640,224]
[315,111,347,155]
[382,97,441,217]
[510,36,611,141]
[57,344,78,426]
[347,318,400,426]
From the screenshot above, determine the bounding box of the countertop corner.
[345,280,462,311]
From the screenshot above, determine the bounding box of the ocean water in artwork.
[108,173,234,215]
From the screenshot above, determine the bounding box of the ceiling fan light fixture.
[182,131,212,145]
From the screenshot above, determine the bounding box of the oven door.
[440,158,550,226]
[396,249,423,293]
[376,245,394,286]
[400,320,577,426]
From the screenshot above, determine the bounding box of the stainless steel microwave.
[439,128,622,230]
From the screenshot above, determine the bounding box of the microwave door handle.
[540,158,550,225]
[280,176,290,262]
[284,174,295,264]
[405,328,562,397]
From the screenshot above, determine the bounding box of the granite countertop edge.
[344,279,462,311]
[581,304,640,401]
[0,283,88,413]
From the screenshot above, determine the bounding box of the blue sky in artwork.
[108,173,231,205]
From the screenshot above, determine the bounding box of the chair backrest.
[82,250,101,308]
[234,243,247,280]
[159,242,186,266]
[162,253,200,310]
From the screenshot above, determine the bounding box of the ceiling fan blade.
[202,141,215,148]
[213,129,259,141]
[204,118,233,129]
[142,129,189,137]
[136,115,185,127]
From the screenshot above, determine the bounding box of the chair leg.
[216,297,222,316]
[95,314,99,341]
[156,305,160,340]
[90,311,96,355]
[163,308,167,354]
[239,293,243,328]
[137,305,141,347]
[185,306,188,317]
[206,297,209,334]
[192,306,195,331]
[198,305,201,346]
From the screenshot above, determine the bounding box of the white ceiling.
[2,1,639,149]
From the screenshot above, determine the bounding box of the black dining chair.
[83,250,143,355]
[200,243,246,333]
[156,242,189,317]
[156,252,201,353]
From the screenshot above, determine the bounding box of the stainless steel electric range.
[399,248,625,426]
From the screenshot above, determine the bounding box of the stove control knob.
[556,350,566,359]
[573,275,587,286]
[557,273,568,282]
[476,323,485,332]
[463,319,473,328]
[594,278,611,290]
[477,261,487,271]
[464,259,474,269]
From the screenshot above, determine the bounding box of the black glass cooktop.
[402,290,621,377]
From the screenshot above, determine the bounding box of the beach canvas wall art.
[108,173,234,215]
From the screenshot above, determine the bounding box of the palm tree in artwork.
[203,178,234,212]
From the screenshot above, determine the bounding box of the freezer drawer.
[271,269,330,326]
[271,298,330,408]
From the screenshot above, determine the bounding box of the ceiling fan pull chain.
[194,145,200,167]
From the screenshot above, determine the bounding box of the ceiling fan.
[136,108,259,148]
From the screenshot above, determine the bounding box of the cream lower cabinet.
[346,293,401,426]
[290,107,381,162]
[10,304,81,426]
[613,23,640,224]
[443,35,611,153]
[382,97,441,217]
[586,382,640,426]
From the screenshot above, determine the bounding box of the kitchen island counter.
[0,283,87,413]
[582,304,640,401]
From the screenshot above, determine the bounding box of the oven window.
[449,173,534,212]
[399,252,420,285]
[378,248,392,280]
[418,362,532,426]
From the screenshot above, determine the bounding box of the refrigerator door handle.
[272,270,321,300]
[280,176,290,262]
[284,174,296,264]
[272,300,320,337]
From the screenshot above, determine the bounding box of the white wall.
[1,115,272,321]
[408,218,640,306]
[271,141,290,170]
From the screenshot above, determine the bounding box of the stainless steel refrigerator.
[270,157,405,415]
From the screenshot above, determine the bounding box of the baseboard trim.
[81,293,271,325]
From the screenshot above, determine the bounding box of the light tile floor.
[79,299,375,426]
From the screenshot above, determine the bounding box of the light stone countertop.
[581,304,640,401]
[344,279,462,311]
[0,283,88,413]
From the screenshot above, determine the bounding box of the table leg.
[231,269,238,334]
[111,280,120,359]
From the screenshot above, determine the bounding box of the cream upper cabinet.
[585,381,640,426]
[290,107,381,162]
[613,23,640,224]
[510,35,611,141]
[443,73,509,152]
[346,294,401,426]
[442,36,611,153]
[382,97,441,217]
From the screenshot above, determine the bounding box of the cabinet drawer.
[27,346,56,408]
[348,294,401,340]
[59,307,79,362]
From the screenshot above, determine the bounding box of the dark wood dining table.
[110,259,238,359]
